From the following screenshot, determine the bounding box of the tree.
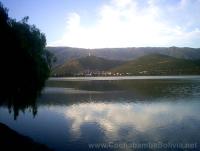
[0,2,55,117]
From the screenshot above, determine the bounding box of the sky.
[1,0,200,48]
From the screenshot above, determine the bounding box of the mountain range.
[47,46,200,68]
[48,46,200,76]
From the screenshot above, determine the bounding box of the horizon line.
[46,46,200,49]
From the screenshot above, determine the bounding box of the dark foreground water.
[1,76,200,151]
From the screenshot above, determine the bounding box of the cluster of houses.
[53,70,150,77]
[74,70,131,77]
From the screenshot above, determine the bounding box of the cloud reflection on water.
[57,100,200,141]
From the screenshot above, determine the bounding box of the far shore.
[49,75,200,81]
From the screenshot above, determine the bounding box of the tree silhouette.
[0,2,55,119]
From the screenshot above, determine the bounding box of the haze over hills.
[47,46,200,67]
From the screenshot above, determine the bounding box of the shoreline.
[49,75,200,81]
[0,122,53,151]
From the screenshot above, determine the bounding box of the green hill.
[52,54,200,76]
[52,56,123,76]
[110,54,200,75]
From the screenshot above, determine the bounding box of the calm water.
[1,76,200,151]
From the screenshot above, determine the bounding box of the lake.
[0,76,200,151]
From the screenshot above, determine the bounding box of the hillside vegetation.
[111,54,200,75]
[53,56,123,76]
[52,54,200,76]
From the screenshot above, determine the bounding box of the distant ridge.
[47,46,200,67]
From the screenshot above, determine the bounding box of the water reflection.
[0,76,200,151]
[46,78,200,99]
[62,100,200,144]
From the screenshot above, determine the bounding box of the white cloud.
[49,0,200,48]
[66,13,80,31]
[112,0,133,8]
